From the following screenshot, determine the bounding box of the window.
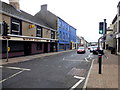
[0,22,2,35]
[36,43,42,50]
[36,26,42,37]
[119,21,120,32]
[119,6,120,16]
[11,18,21,35]
[59,20,62,28]
[59,31,62,40]
[66,33,68,40]
[51,31,55,39]
[63,32,65,40]
[118,38,120,52]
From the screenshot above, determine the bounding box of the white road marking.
[74,76,85,80]
[88,55,91,58]
[63,59,88,62]
[83,59,95,89]
[63,57,65,60]
[0,66,31,83]
[0,66,31,71]
[84,58,89,62]
[63,57,89,62]
[0,70,24,83]
[0,66,3,68]
[70,76,85,90]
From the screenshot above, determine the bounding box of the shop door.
[44,43,48,53]
[24,42,31,55]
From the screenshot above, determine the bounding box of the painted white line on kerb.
[0,66,31,71]
[83,59,95,90]
[70,76,85,90]
[0,70,24,83]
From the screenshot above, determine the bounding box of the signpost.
[2,21,10,62]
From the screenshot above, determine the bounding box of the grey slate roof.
[0,1,54,29]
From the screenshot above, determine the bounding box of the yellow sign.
[8,47,10,52]
[29,24,35,29]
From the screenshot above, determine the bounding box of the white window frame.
[36,27,42,37]
[51,31,55,39]
[11,21,20,35]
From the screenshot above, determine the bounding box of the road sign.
[8,47,10,52]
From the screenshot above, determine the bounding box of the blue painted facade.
[57,18,70,51]
[69,26,76,43]
[57,18,76,51]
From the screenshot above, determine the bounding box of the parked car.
[77,47,86,54]
[90,46,94,52]
[88,46,91,50]
[92,46,104,55]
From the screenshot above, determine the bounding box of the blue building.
[58,18,70,51]
[69,26,77,49]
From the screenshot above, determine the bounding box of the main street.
[1,49,97,89]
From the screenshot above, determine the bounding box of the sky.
[1,0,120,42]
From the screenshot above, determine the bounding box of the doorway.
[24,42,31,55]
[44,43,48,53]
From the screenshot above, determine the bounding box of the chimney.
[41,4,47,11]
[9,0,20,9]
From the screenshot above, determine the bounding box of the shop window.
[60,44,64,49]
[118,38,120,52]
[0,22,2,35]
[119,21,120,32]
[11,18,21,35]
[36,26,42,37]
[51,31,55,39]
[37,43,42,50]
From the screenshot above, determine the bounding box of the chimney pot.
[41,4,47,11]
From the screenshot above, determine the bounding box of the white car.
[90,46,94,52]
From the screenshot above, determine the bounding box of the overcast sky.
[2,0,120,42]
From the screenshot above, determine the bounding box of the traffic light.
[99,22,103,34]
[2,21,9,36]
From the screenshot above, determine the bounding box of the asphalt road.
[1,49,96,89]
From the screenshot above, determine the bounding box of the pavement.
[0,50,74,65]
[86,50,119,90]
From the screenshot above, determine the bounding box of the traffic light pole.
[98,35,106,74]
[6,39,8,62]
[103,19,107,49]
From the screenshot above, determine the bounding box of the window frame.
[51,31,55,39]
[11,18,21,35]
[119,21,120,32]
[0,22,2,35]
[36,26,42,37]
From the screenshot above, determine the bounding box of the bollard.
[98,54,102,74]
